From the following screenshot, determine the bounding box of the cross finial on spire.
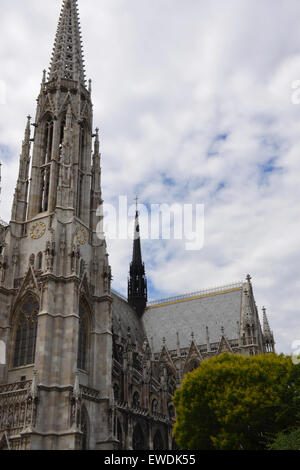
[135,195,139,213]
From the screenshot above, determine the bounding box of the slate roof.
[111,293,146,346]
[142,286,244,353]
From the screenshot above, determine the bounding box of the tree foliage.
[173,353,299,450]
[268,428,300,450]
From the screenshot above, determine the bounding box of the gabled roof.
[182,337,203,373]
[217,335,233,354]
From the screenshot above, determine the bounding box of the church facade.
[0,0,274,451]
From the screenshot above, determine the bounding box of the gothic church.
[0,0,275,450]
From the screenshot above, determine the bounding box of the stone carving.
[44,241,55,272]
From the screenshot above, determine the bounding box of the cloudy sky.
[1,0,300,354]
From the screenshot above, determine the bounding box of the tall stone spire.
[0,0,114,452]
[128,201,147,318]
[262,307,275,353]
[49,0,86,84]
[27,0,93,222]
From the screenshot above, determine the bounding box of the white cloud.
[0,0,300,354]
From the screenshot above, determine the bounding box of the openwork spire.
[49,0,86,84]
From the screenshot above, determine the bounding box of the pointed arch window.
[40,116,54,213]
[42,117,54,165]
[77,301,89,371]
[76,123,86,219]
[13,298,39,368]
[151,399,158,414]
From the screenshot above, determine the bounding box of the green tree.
[275,360,300,428]
[173,353,297,450]
[268,428,300,450]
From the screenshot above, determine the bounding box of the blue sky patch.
[0,144,13,162]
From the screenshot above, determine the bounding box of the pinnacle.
[24,116,31,141]
[263,307,272,336]
[93,128,100,155]
[48,0,86,85]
